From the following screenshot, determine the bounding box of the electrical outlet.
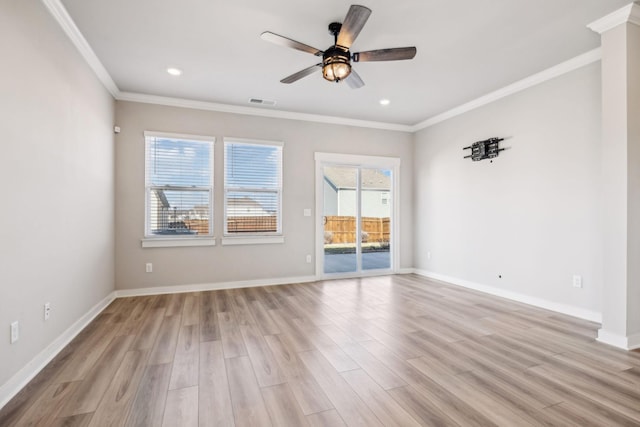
[573,275,583,288]
[146,263,153,273]
[44,303,51,321]
[427,251,431,260]
[10,321,19,344]
[306,254,312,263]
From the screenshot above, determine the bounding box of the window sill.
[141,237,217,248]
[221,236,285,246]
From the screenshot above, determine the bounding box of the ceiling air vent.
[248,98,277,107]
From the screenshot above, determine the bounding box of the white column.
[589,3,640,349]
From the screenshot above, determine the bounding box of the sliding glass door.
[318,156,396,276]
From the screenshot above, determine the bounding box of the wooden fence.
[184,219,209,235]
[185,215,387,240]
[185,216,277,234]
[324,216,390,244]
[227,216,277,233]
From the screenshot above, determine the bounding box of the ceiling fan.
[261,4,417,89]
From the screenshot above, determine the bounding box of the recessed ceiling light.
[167,67,182,76]
[379,99,390,106]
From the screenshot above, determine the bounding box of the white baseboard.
[1,268,620,411]
[115,275,319,298]
[0,270,398,409]
[117,269,417,298]
[597,329,640,350]
[412,269,602,323]
[0,291,116,410]
[630,333,640,350]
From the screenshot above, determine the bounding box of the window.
[224,138,283,238]
[144,132,214,245]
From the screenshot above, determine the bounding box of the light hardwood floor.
[2,274,640,426]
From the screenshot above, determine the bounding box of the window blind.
[145,134,214,237]
[224,140,282,234]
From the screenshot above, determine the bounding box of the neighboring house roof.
[324,167,391,190]
[227,197,272,215]
[153,189,170,207]
[192,204,208,213]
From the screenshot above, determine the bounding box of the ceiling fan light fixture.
[262,5,416,88]
[322,47,351,82]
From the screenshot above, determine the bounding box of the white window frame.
[222,137,284,246]
[142,131,216,248]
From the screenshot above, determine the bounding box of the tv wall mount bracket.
[463,137,505,162]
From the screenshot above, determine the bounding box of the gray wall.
[337,189,390,218]
[115,101,414,290]
[413,63,603,314]
[0,1,115,387]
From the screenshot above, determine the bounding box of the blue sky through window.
[225,143,281,189]
[148,138,212,188]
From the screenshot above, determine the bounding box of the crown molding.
[117,47,601,133]
[410,48,602,132]
[119,41,600,133]
[411,48,602,132]
[588,2,640,34]
[43,0,608,133]
[41,0,119,97]
[116,92,414,132]
[41,0,408,131]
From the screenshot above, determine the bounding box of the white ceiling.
[59,0,629,127]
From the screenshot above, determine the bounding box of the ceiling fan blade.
[353,47,417,62]
[336,5,372,49]
[345,69,365,89]
[261,31,323,56]
[280,63,322,84]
